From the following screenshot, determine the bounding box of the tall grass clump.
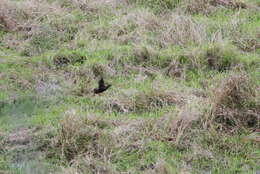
[53,49,87,68]
[50,111,114,162]
[208,71,259,132]
[205,43,240,71]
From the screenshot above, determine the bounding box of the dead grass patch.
[159,14,207,47]
[165,60,183,78]
[185,0,216,15]
[0,0,64,31]
[152,97,204,148]
[50,110,115,161]
[208,71,260,132]
[0,11,17,32]
[105,91,136,113]
[109,8,161,44]
[233,37,260,52]
[0,0,80,55]
[210,0,248,9]
[136,89,184,111]
[82,8,210,48]
[44,94,205,172]
[35,72,64,98]
[185,0,250,15]
[105,87,184,113]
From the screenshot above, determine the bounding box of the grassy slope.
[0,0,259,173]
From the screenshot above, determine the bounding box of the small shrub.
[209,71,259,131]
[53,50,87,67]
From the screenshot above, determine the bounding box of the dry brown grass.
[50,110,115,161]
[0,0,77,55]
[136,89,184,111]
[208,71,260,132]
[1,0,259,172]
[165,60,183,78]
[185,0,250,15]
[74,0,257,54]
[109,8,161,44]
[152,96,205,147]
[105,90,136,113]
[161,14,207,47]
[0,11,17,32]
[185,0,215,15]
[233,36,260,52]
[210,0,248,9]
[104,87,184,113]
[47,93,203,172]
[0,0,64,31]
[106,10,208,48]
[0,0,19,32]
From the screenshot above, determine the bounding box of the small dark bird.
[94,77,111,94]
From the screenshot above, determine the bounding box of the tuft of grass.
[205,43,240,71]
[51,111,97,161]
[208,71,259,131]
[135,89,184,112]
[104,80,184,113]
[53,49,87,68]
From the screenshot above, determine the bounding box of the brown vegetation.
[209,71,260,132]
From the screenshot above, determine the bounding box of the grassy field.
[0,0,259,173]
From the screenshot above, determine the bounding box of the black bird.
[94,77,111,94]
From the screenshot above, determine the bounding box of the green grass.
[0,0,259,173]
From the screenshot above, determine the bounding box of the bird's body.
[94,77,111,94]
